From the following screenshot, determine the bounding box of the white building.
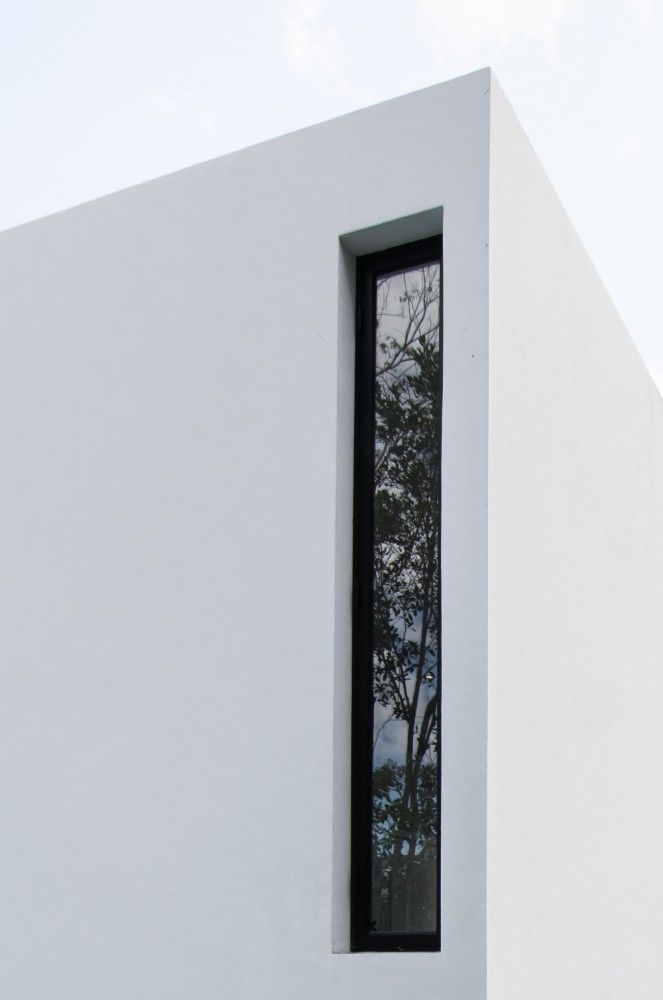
[2,68,663,999]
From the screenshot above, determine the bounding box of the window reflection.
[370,263,440,934]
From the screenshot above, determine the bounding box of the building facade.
[1,69,663,998]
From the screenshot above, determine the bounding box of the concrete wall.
[488,75,663,999]
[0,72,490,998]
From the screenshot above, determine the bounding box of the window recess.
[351,236,442,953]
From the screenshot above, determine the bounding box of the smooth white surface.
[488,75,663,1000]
[0,72,489,998]
[7,67,657,999]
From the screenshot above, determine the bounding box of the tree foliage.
[370,264,440,933]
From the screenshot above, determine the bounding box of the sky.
[2,0,662,388]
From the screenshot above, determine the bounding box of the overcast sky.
[3,0,662,387]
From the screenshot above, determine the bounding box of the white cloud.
[419,0,573,65]
[616,132,649,162]
[628,0,654,27]
[140,93,224,144]
[280,0,349,90]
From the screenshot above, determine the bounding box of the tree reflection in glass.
[370,262,440,934]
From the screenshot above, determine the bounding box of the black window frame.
[350,235,443,953]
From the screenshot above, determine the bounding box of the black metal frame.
[350,235,443,953]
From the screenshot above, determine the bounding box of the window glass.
[371,262,441,934]
[352,238,442,951]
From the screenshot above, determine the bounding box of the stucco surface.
[0,71,490,998]
[488,77,663,1000]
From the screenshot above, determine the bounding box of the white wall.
[488,75,663,999]
[0,71,490,998]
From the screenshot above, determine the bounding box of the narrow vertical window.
[351,237,442,952]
